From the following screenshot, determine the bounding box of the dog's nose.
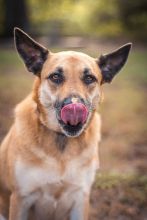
[63,97,73,106]
[61,103,88,126]
[62,96,84,106]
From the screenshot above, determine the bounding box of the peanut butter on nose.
[71,97,78,103]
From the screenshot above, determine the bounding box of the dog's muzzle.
[55,96,90,137]
[61,103,88,126]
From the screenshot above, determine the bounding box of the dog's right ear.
[14,28,49,76]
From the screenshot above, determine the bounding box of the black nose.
[63,97,73,106]
[62,95,85,108]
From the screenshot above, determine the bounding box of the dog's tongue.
[61,103,88,126]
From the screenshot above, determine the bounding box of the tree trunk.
[3,0,29,38]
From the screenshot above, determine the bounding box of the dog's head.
[14,28,131,137]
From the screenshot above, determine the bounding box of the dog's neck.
[38,120,68,152]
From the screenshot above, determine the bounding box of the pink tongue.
[61,103,88,126]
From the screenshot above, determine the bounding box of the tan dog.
[0,28,131,220]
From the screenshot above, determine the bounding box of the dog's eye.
[83,75,97,85]
[48,73,64,84]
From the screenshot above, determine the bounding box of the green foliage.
[117,0,147,41]
[0,0,146,40]
[28,0,77,35]
[27,0,123,37]
[27,0,147,40]
[85,0,122,37]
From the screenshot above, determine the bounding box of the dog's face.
[14,28,131,137]
[39,51,103,136]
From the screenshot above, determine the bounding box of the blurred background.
[0,0,147,219]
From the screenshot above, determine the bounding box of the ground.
[0,40,147,219]
[90,174,147,220]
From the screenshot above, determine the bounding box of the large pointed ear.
[97,43,132,84]
[14,27,49,76]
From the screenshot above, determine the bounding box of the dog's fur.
[0,28,131,220]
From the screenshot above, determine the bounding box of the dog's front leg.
[69,191,89,220]
[9,193,30,220]
[54,189,89,220]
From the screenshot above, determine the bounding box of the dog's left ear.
[97,43,132,84]
[14,27,49,76]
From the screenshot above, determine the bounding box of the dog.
[0,28,131,220]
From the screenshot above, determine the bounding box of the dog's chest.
[15,147,99,197]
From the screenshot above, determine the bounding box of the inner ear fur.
[14,27,49,76]
[98,43,132,84]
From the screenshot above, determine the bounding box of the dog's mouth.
[61,103,88,126]
[58,102,89,137]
